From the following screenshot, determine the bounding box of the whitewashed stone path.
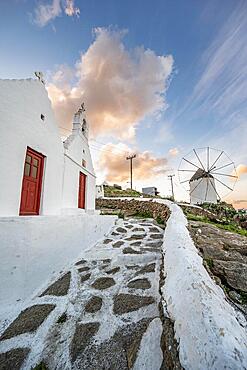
[0,218,181,370]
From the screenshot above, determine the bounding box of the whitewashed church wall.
[0,79,64,216]
[62,154,96,211]
[63,126,96,211]
[86,171,96,210]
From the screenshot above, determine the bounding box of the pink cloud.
[47,28,173,140]
[97,142,168,183]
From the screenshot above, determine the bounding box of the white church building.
[0,77,116,315]
[0,78,96,216]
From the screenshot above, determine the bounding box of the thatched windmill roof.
[190,168,213,182]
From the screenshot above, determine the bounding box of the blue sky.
[1,0,247,206]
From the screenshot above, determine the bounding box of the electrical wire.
[59,126,71,133]
[58,125,132,156]
[90,144,127,158]
[89,138,129,154]
[90,141,130,156]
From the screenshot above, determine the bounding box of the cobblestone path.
[0,218,180,370]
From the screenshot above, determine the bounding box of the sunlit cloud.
[169,147,179,156]
[231,199,247,210]
[97,142,168,184]
[32,0,80,27]
[236,164,247,178]
[64,0,80,16]
[47,27,173,140]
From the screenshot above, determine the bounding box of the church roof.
[190,168,213,182]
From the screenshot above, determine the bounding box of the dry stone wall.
[96,199,170,225]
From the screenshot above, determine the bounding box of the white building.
[0,78,116,314]
[0,78,96,216]
[189,169,217,205]
[63,104,96,213]
[142,187,159,196]
[96,184,104,199]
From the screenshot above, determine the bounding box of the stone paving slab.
[40,272,71,297]
[73,318,153,370]
[113,293,155,315]
[105,266,121,275]
[70,322,100,362]
[80,273,91,283]
[131,241,142,246]
[77,266,90,273]
[0,348,30,370]
[84,296,103,313]
[75,259,87,266]
[103,238,112,244]
[149,233,163,239]
[136,262,156,275]
[123,246,142,254]
[125,234,146,241]
[116,227,127,233]
[91,277,116,290]
[127,278,151,290]
[112,241,124,248]
[0,304,55,341]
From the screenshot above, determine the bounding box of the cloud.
[64,0,80,16]
[233,199,247,205]
[194,5,247,119]
[155,122,174,144]
[231,199,247,209]
[33,0,61,26]
[169,147,179,156]
[205,5,247,116]
[175,2,247,128]
[236,164,247,178]
[96,142,168,184]
[47,28,173,139]
[32,0,80,27]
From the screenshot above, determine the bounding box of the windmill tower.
[178,147,238,205]
[189,168,217,204]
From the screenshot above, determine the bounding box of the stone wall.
[96,198,170,224]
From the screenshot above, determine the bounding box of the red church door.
[78,172,86,209]
[19,148,44,215]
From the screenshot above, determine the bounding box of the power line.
[58,126,131,160]
[90,142,127,156]
[89,139,129,154]
[59,126,71,133]
[58,126,135,156]
[57,125,127,156]
[90,144,127,158]
[90,142,129,155]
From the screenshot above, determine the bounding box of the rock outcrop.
[189,220,247,313]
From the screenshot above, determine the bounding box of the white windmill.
[178,147,238,205]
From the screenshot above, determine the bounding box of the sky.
[1,0,247,208]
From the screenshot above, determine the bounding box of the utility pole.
[168,174,175,201]
[126,154,136,189]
